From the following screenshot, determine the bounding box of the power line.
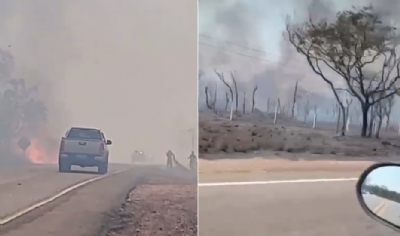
[199,34,309,70]
[199,42,337,76]
[199,33,305,65]
[199,34,267,55]
[199,42,300,70]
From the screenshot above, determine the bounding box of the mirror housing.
[106,140,112,145]
[356,162,400,232]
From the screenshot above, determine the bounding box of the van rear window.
[67,129,102,140]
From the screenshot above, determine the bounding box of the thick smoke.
[199,0,400,120]
[0,0,198,165]
[0,1,78,165]
[199,0,339,112]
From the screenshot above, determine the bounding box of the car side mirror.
[356,162,400,233]
[106,140,112,145]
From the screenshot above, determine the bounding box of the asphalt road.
[199,172,399,236]
[363,194,385,213]
[364,194,400,227]
[0,163,189,236]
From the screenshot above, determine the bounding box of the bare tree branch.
[215,69,235,120]
[285,4,400,136]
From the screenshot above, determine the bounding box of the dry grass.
[108,184,197,236]
[199,112,400,158]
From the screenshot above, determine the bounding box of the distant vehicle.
[58,127,112,174]
[131,150,146,162]
[361,189,367,194]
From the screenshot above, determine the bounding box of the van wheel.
[98,163,108,174]
[59,160,71,173]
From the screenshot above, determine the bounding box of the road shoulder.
[107,183,197,236]
[199,157,373,183]
[0,166,197,236]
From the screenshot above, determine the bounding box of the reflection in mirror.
[360,166,400,227]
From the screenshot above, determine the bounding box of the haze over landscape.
[199,0,400,122]
[0,0,197,164]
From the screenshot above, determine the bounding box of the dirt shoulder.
[198,156,376,183]
[199,157,375,174]
[107,172,197,236]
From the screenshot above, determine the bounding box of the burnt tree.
[286,5,400,136]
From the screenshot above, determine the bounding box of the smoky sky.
[0,0,198,163]
[199,0,400,119]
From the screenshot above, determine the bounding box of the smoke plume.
[0,0,198,165]
[199,0,400,119]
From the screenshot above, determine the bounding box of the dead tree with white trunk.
[373,92,386,138]
[336,104,342,134]
[303,97,310,124]
[225,92,230,111]
[231,72,239,113]
[332,103,337,120]
[277,98,282,114]
[345,93,353,132]
[215,69,235,120]
[291,80,298,118]
[252,85,258,113]
[312,105,318,128]
[204,85,217,112]
[242,92,246,114]
[384,94,395,131]
[368,96,376,137]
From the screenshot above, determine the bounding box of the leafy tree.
[366,184,400,203]
[286,4,400,137]
[0,49,48,161]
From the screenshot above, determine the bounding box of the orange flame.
[25,138,57,164]
[13,125,59,164]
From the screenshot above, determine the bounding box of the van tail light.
[60,139,65,153]
[99,143,105,155]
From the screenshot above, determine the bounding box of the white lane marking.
[199,177,358,187]
[0,168,131,225]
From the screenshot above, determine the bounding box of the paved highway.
[363,194,385,213]
[0,163,193,235]
[379,199,400,226]
[0,164,128,221]
[364,194,400,227]
[199,171,399,236]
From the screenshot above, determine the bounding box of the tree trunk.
[277,98,281,114]
[340,106,346,136]
[225,93,229,111]
[385,116,390,131]
[212,85,217,113]
[205,87,212,110]
[236,93,240,113]
[361,104,369,137]
[291,80,298,118]
[252,86,257,113]
[376,116,383,139]
[233,82,238,112]
[368,105,374,137]
[229,98,234,120]
[336,107,341,134]
[242,93,246,114]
